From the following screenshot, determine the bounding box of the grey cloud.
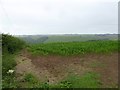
[0,0,118,35]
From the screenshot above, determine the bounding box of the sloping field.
[3,34,119,88]
[28,40,119,56]
[44,34,118,43]
[17,34,118,44]
[15,50,118,88]
[14,40,119,88]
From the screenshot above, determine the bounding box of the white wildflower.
[7,70,14,74]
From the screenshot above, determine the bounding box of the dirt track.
[15,50,118,87]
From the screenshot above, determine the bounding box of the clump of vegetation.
[24,73,38,83]
[2,34,25,75]
[55,72,101,88]
[28,40,119,56]
[23,73,41,88]
[59,81,72,88]
[2,34,26,88]
[22,73,51,88]
[2,74,18,88]
[2,34,25,54]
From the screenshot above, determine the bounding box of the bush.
[2,34,25,54]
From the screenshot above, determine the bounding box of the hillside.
[15,40,118,88]
[16,34,118,44]
[2,34,119,88]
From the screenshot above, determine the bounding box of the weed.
[57,72,101,88]
[24,73,38,84]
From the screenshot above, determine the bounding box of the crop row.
[28,40,119,56]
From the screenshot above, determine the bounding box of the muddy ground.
[15,50,118,88]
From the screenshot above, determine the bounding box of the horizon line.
[13,33,118,36]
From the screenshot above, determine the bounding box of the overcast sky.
[0,0,119,35]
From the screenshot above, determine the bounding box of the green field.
[17,34,118,44]
[28,40,119,56]
[44,34,117,43]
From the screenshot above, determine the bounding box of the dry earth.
[15,50,118,88]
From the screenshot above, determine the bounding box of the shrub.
[2,34,25,54]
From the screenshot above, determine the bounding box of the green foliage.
[59,81,72,88]
[24,73,38,83]
[28,40,119,56]
[2,34,25,54]
[2,53,17,88]
[56,72,101,88]
[40,82,50,88]
[23,73,50,88]
[2,34,26,74]
[2,53,16,76]
[2,34,26,88]
[2,75,18,88]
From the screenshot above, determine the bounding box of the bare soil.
[15,50,118,88]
